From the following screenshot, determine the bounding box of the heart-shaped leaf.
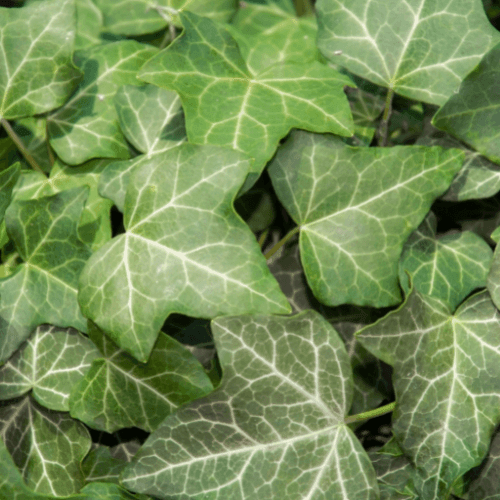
[122,311,379,500]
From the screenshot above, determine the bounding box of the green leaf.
[0,325,100,411]
[267,130,464,307]
[138,11,354,175]
[433,41,500,165]
[13,159,114,251]
[94,0,238,36]
[47,41,157,165]
[122,311,379,500]
[79,144,291,362]
[0,187,92,365]
[75,0,104,50]
[399,212,493,310]
[0,0,81,119]
[316,0,500,106]
[0,395,91,496]
[69,322,213,433]
[357,289,500,498]
[0,162,20,225]
[82,447,127,484]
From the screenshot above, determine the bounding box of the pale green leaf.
[0,162,20,224]
[79,144,291,362]
[357,289,500,499]
[268,130,464,307]
[433,41,500,165]
[94,0,237,36]
[75,0,104,50]
[0,187,92,364]
[399,212,493,310]
[47,41,157,165]
[13,159,114,251]
[316,0,500,106]
[486,231,500,311]
[69,322,213,433]
[0,325,100,411]
[0,0,81,119]
[0,395,91,496]
[138,11,354,175]
[122,311,379,500]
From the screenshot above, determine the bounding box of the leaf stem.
[377,87,394,147]
[264,225,300,260]
[1,118,46,175]
[344,401,396,425]
[257,228,269,249]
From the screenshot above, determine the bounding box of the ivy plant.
[1,0,500,499]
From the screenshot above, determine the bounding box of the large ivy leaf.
[99,84,186,211]
[69,322,213,433]
[79,144,291,362]
[0,0,81,120]
[399,212,493,310]
[122,311,379,500]
[357,289,500,499]
[267,130,464,307]
[94,0,237,36]
[47,41,157,165]
[13,159,114,251]
[316,0,500,106]
[138,11,354,176]
[0,325,100,411]
[0,395,91,496]
[433,41,500,165]
[0,187,92,365]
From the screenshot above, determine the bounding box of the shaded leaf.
[82,447,126,484]
[48,41,157,165]
[69,322,213,433]
[139,11,354,176]
[316,0,500,106]
[122,311,379,500]
[0,162,20,225]
[0,0,81,119]
[399,212,493,310]
[0,325,100,411]
[433,41,500,165]
[79,144,291,362]
[268,130,464,307]
[357,289,500,499]
[0,187,92,364]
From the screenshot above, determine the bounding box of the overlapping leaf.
[94,0,237,36]
[75,0,104,50]
[48,41,157,165]
[0,162,20,225]
[268,130,464,307]
[79,144,291,362]
[316,0,500,106]
[0,187,92,365]
[99,84,186,212]
[399,212,493,310]
[122,311,379,500]
[69,322,213,433]
[138,11,354,176]
[357,289,500,499]
[433,41,500,165]
[0,0,81,119]
[0,325,100,411]
[0,395,91,496]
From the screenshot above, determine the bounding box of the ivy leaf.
[99,84,186,211]
[0,325,100,411]
[0,187,92,365]
[0,162,20,225]
[316,0,500,106]
[69,322,213,433]
[357,289,500,498]
[47,41,157,165]
[267,130,464,307]
[94,0,238,36]
[79,144,291,362]
[0,0,81,119]
[433,41,500,165]
[138,11,354,176]
[399,212,493,310]
[0,395,91,496]
[83,447,128,484]
[75,0,104,50]
[122,311,379,500]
